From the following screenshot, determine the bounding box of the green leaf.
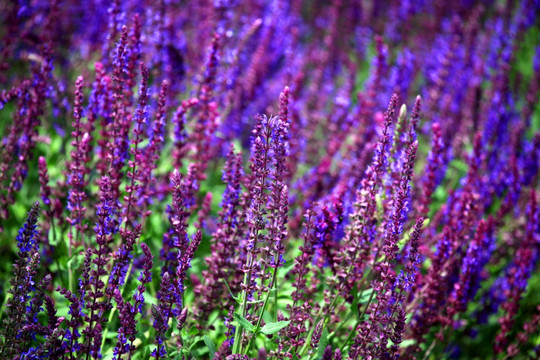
[188,336,204,351]
[48,224,61,246]
[400,339,416,348]
[203,335,216,359]
[166,321,175,338]
[223,280,240,303]
[188,325,200,336]
[246,299,265,305]
[260,320,291,335]
[316,329,329,360]
[105,331,118,339]
[359,288,374,303]
[449,159,468,173]
[136,346,150,360]
[376,193,384,216]
[280,259,296,274]
[352,288,374,320]
[66,251,85,270]
[233,313,255,332]
[351,284,359,317]
[405,312,413,324]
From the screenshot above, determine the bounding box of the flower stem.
[243,260,280,355]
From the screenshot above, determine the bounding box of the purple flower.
[494,190,538,354]
[133,242,154,313]
[1,203,41,356]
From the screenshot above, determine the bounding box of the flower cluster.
[0,1,539,359]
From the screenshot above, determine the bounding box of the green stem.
[297,256,371,357]
[49,220,67,287]
[232,318,242,354]
[273,276,278,322]
[232,132,271,355]
[0,292,9,320]
[164,338,172,360]
[298,294,340,357]
[244,263,280,355]
[68,227,75,293]
[421,338,436,360]
[340,323,358,354]
[50,215,57,245]
[339,290,376,354]
[232,267,249,355]
[100,260,135,354]
[327,311,355,343]
[68,270,73,294]
[296,207,380,356]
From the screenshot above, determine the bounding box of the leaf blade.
[260,320,291,335]
[233,313,255,332]
[203,335,216,359]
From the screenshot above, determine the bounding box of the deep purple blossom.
[0,2,538,360]
[67,76,89,250]
[494,190,538,353]
[133,242,154,313]
[0,203,41,357]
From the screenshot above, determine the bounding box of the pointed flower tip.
[399,104,407,119]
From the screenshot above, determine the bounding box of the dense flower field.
[0,0,539,359]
